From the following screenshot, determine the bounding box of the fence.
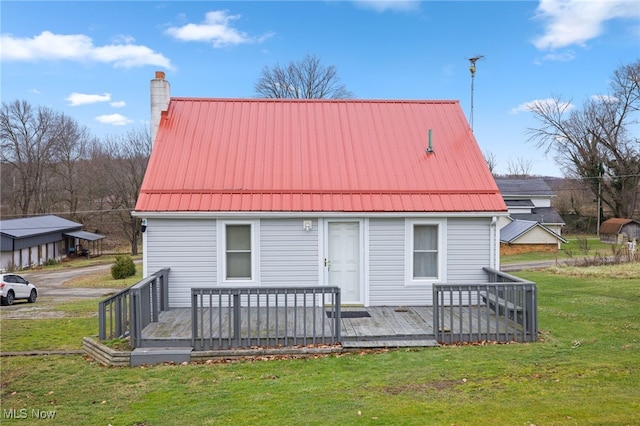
[98,268,170,348]
[433,268,537,343]
[191,286,341,350]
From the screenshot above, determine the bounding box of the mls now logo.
[31,409,57,419]
[3,409,57,419]
[3,409,27,419]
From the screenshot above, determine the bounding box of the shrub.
[111,255,136,279]
[576,235,590,254]
[4,261,17,272]
[46,258,57,266]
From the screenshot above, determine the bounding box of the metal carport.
[63,230,105,258]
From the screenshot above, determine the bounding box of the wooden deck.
[140,305,518,349]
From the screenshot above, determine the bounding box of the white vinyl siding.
[146,218,216,307]
[369,218,423,306]
[447,217,491,284]
[512,227,561,244]
[146,215,495,308]
[260,218,319,286]
[368,217,492,306]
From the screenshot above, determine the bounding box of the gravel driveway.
[1,263,125,319]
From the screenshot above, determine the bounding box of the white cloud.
[95,114,133,126]
[92,43,172,68]
[510,98,575,114]
[533,0,640,50]
[591,94,619,103]
[30,89,41,94]
[165,11,246,44]
[537,50,576,63]
[0,31,172,69]
[65,92,111,106]
[110,101,126,108]
[165,10,268,47]
[112,34,135,44]
[352,0,420,12]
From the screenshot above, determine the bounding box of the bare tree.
[0,100,60,215]
[528,60,640,219]
[255,54,354,99]
[1,99,154,253]
[100,129,152,255]
[51,115,94,218]
[506,156,533,177]
[483,150,498,174]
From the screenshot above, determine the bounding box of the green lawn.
[26,254,142,272]
[1,264,639,425]
[501,234,618,264]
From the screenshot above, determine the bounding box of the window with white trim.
[218,220,259,283]
[406,219,446,283]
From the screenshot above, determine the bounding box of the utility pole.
[468,55,484,132]
[597,172,602,236]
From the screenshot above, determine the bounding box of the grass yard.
[501,234,620,264]
[0,298,101,352]
[1,264,639,425]
[24,254,142,272]
[63,270,143,289]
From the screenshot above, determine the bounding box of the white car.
[0,273,38,306]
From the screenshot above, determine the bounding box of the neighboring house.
[133,72,508,308]
[599,218,640,244]
[0,215,105,270]
[494,177,565,235]
[494,177,566,254]
[500,219,567,255]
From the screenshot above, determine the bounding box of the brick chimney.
[150,71,170,145]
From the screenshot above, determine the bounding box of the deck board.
[141,305,521,347]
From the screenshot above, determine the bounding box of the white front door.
[327,222,361,304]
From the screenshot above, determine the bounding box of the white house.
[495,177,565,236]
[132,72,508,307]
[495,177,566,254]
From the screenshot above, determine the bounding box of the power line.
[0,208,134,220]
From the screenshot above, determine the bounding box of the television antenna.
[468,55,485,131]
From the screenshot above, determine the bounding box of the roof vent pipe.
[425,129,434,154]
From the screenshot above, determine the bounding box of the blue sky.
[2,1,639,177]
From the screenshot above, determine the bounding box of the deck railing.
[191,286,341,350]
[98,286,131,341]
[433,268,537,343]
[98,268,170,348]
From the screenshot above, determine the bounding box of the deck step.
[130,347,193,366]
[342,339,439,349]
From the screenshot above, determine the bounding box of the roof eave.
[132,210,509,219]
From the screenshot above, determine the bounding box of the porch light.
[303,220,312,232]
[141,219,147,233]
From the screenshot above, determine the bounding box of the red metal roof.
[136,98,506,213]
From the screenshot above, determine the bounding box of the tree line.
[0,100,149,255]
[529,60,640,219]
[2,57,637,255]
[485,60,640,221]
